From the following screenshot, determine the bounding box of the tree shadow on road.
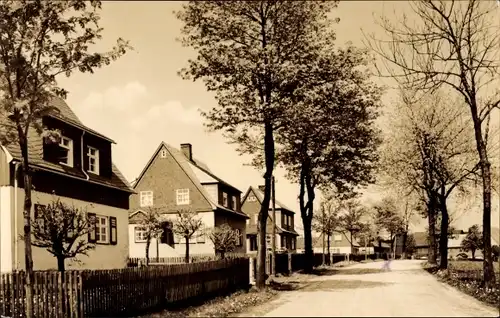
[269,279,393,292]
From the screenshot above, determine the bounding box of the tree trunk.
[469,101,495,287]
[145,239,151,266]
[350,232,354,255]
[327,235,331,255]
[57,256,65,272]
[402,232,408,259]
[472,249,476,260]
[303,216,313,273]
[20,138,34,318]
[256,121,274,289]
[439,198,449,270]
[185,237,190,263]
[427,201,437,265]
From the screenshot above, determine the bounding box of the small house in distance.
[128,142,249,259]
[241,186,299,253]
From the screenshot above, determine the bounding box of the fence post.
[287,252,292,275]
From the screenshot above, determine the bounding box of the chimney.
[180,143,193,161]
[258,185,265,192]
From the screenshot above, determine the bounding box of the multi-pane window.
[135,226,147,242]
[196,227,205,244]
[176,189,190,205]
[222,192,228,207]
[95,215,109,244]
[59,136,73,167]
[232,196,237,210]
[87,146,99,174]
[334,233,342,242]
[236,229,242,246]
[247,194,256,202]
[140,191,153,207]
[160,149,167,158]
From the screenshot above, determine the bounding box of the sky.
[56,1,499,235]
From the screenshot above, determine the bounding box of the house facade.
[128,142,248,259]
[241,186,299,254]
[0,97,134,272]
[296,232,361,254]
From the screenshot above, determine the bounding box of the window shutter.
[88,213,97,243]
[110,216,117,245]
[34,204,46,234]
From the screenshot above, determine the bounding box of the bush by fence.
[0,258,250,318]
[127,252,248,267]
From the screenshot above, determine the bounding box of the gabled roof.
[133,142,248,219]
[242,186,296,214]
[1,96,133,193]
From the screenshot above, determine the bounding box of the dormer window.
[87,146,99,174]
[222,192,228,207]
[232,196,237,210]
[59,136,73,167]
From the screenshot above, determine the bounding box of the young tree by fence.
[0,2,130,315]
[172,209,203,263]
[208,224,239,259]
[29,199,95,272]
[373,197,404,256]
[461,224,483,260]
[365,0,499,288]
[312,198,340,256]
[338,199,368,255]
[138,207,164,266]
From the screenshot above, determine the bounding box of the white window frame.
[59,136,74,167]
[232,196,237,210]
[222,192,228,207]
[247,194,256,202]
[160,149,167,158]
[95,215,109,244]
[87,146,99,174]
[334,234,342,242]
[176,189,190,205]
[236,228,242,246]
[135,226,147,243]
[196,227,205,244]
[140,191,154,207]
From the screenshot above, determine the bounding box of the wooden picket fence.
[127,252,248,267]
[0,257,250,317]
[0,271,82,318]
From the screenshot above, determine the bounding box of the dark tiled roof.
[243,186,296,214]
[2,97,133,193]
[413,232,429,247]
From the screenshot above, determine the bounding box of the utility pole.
[271,175,277,277]
[322,206,326,265]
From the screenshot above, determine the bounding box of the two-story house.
[128,142,248,259]
[0,96,134,272]
[241,186,299,254]
[296,232,361,254]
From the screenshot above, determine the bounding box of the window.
[95,215,109,244]
[291,237,296,250]
[232,196,237,210]
[59,136,73,167]
[247,194,256,202]
[236,229,242,246]
[334,234,342,242]
[246,219,250,226]
[160,149,167,158]
[135,226,147,243]
[222,192,228,207]
[140,191,153,207]
[176,189,190,205]
[87,146,99,174]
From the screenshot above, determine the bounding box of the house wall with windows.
[5,188,129,271]
[128,210,215,258]
[214,210,246,254]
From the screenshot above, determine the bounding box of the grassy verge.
[423,260,500,307]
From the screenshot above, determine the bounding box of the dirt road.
[237,260,499,317]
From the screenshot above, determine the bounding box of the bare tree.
[172,209,203,263]
[30,199,95,272]
[365,0,499,286]
[208,224,239,259]
[312,198,341,256]
[0,2,129,313]
[138,207,164,266]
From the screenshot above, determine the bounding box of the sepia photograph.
[0,1,498,317]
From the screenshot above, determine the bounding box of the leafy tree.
[177,0,338,288]
[138,207,164,266]
[30,199,95,272]
[492,245,499,262]
[366,0,499,287]
[208,224,239,259]
[172,209,203,263]
[461,224,483,260]
[338,199,368,255]
[373,197,404,255]
[0,1,129,314]
[277,42,382,272]
[405,233,416,257]
[312,197,341,256]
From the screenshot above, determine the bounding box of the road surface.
[238,260,499,317]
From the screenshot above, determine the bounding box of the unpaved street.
[238,260,499,317]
